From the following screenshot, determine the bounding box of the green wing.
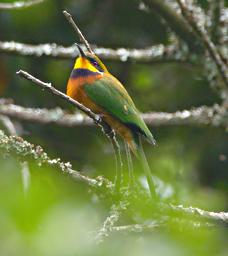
[84,74,155,144]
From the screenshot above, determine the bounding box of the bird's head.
[74,44,109,74]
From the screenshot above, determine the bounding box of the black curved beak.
[75,43,86,57]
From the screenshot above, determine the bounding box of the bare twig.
[177,0,228,90]
[0,41,187,64]
[0,102,227,129]
[63,10,94,54]
[16,70,99,121]
[0,0,44,9]
[16,70,113,135]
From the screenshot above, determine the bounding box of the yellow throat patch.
[74,57,99,73]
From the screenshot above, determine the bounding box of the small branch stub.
[63,10,94,54]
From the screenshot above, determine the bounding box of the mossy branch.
[1,129,228,226]
[177,0,228,91]
[142,0,204,53]
[0,129,111,189]
[0,41,187,64]
[0,101,227,129]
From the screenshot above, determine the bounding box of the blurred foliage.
[0,0,228,255]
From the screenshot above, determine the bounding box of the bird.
[66,44,157,198]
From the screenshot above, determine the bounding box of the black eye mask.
[88,57,104,72]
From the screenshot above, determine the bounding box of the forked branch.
[177,0,228,89]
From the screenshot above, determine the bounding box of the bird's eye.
[91,59,98,67]
[88,57,103,72]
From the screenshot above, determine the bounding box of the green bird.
[67,44,156,197]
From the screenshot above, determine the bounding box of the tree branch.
[209,0,225,45]
[16,70,123,176]
[177,0,228,91]
[94,202,128,243]
[16,70,114,135]
[1,129,228,225]
[0,103,93,127]
[0,129,111,188]
[167,204,228,224]
[111,219,213,234]
[0,0,44,9]
[142,0,203,53]
[0,102,227,129]
[111,221,162,233]
[0,41,186,64]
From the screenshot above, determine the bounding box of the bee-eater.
[67,44,156,198]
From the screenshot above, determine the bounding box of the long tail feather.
[137,136,157,199]
[110,132,123,191]
[124,141,134,183]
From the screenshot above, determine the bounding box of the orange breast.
[67,75,103,113]
[66,76,136,153]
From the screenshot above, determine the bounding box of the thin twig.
[0,0,44,9]
[177,0,228,90]
[16,70,114,135]
[63,10,94,54]
[16,70,98,121]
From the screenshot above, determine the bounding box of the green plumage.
[84,74,155,145]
